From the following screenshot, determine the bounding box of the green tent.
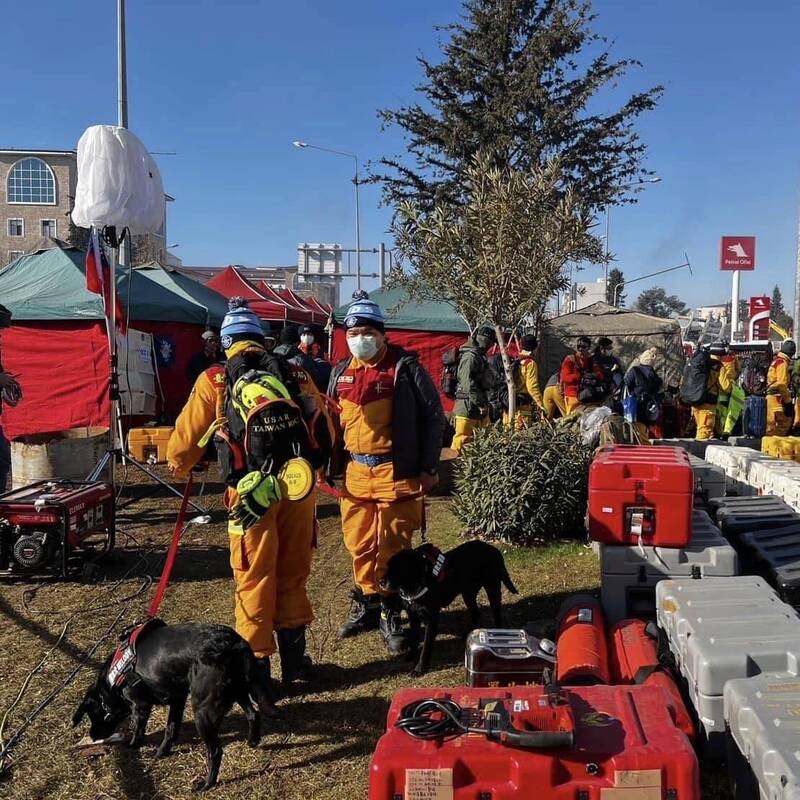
[0,246,229,326]
[333,286,468,333]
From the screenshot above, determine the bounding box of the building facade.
[1,148,177,268]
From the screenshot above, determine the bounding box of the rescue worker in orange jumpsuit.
[766,340,796,436]
[328,292,446,653]
[559,336,604,414]
[167,299,332,687]
[691,340,735,440]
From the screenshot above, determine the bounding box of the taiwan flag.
[86,226,126,332]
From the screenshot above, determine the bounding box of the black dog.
[381,541,518,676]
[72,623,278,791]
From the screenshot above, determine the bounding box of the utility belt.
[351,452,393,468]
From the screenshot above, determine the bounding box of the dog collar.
[399,553,447,603]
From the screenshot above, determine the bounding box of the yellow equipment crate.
[762,436,782,457]
[128,426,174,464]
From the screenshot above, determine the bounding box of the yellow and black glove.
[232,471,282,530]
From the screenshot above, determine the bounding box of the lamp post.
[293,140,362,291]
[604,177,662,295]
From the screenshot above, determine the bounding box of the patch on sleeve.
[337,374,355,384]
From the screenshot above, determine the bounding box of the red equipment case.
[369,684,699,800]
[588,445,693,547]
[0,480,114,579]
[607,619,695,742]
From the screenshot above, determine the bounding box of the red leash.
[147,474,193,618]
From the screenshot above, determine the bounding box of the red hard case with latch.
[588,445,693,547]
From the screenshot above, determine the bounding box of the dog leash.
[147,474,193,618]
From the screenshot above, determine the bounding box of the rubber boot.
[380,595,409,655]
[338,587,380,639]
[277,627,312,685]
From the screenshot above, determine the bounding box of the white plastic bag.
[71,125,165,234]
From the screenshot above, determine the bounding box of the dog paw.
[191,777,214,793]
[154,745,171,760]
[409,665,427,678]
[247,737,260,749]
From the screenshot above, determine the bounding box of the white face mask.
[300,334,314,346]
[348,334,379,361]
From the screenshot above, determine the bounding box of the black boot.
[277,627,312,685]
[338,588,380,639]
[380,595,409,655]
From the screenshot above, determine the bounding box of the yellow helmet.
[232,372,291,416]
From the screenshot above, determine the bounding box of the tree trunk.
[494,324,517,426]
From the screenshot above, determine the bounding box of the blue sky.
[3,0,799,309]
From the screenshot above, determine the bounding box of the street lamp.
[293,140,363,291]
[604,177,662,296]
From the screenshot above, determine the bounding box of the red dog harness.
[107,618,166,689]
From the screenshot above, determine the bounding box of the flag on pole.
[86,227,126,333]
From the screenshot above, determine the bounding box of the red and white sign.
[720,236,756,270]
[749,295,771,341]
[749,295,770,316]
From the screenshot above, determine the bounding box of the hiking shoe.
[277,627,313,684]
[380,598,409,655]
[338,588,380,639]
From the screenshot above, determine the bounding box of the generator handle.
[486,727,574,749]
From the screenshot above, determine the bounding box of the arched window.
[6,157,56,204]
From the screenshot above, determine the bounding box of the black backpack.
[578,358,607,403]
[492,359,521,410]
[679,349,712,405]
[738,353,770,396]
[440,347,460,399]
[215,350,316,486]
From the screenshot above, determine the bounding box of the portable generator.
[0,480,115,579]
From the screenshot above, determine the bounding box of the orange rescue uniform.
[335,346,422,596]
[166,342,326,659]
[766,352,792,436]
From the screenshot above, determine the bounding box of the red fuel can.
[369,684,699,800]
[588,445,693,547]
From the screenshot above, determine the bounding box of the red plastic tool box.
[369,684,699,800]
[588,445,694,547]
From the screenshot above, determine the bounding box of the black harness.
[107,618,166,691]
[400,545,448,603]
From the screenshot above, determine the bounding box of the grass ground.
[0,468,728,799]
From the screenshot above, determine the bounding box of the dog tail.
[244,649,279,718]
[501,559,519,595]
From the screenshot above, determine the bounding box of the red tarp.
[256,283,314,324]
[332,327,467,412]
[1,321,110,439]
[207,266,290,321]
[279,288,324,324]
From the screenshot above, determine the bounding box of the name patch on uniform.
[337,374,355,384]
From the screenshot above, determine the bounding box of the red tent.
[304,295,333,317]
[207,266,289,321]
[253,282,314,325]
[279,288,324,324]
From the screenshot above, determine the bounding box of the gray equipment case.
[688,454,726,504]
[600,510,738,623]
[724,672,800,800]
[656,576,800,757]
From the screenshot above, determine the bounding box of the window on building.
[7,157,56,204]
[40,219,57,238]
[7,218,23,237]
[8,251,23,262]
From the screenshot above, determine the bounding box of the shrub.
[452,421,592,545]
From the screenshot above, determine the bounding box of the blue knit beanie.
[344,290,385,333]
[220,297,266,349]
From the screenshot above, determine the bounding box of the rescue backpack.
[440,347,460,400]
[738,353,770,396]
[212,349,317,487]
[679,349,712,406]
[491,358,522,411]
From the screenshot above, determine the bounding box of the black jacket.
[328,345,446,480]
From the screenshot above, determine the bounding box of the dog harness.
[107,618,166,690]
[400,546,448,602]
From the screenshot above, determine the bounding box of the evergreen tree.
[607,268,626,306]
[634,286,688,319]
[771,285,793,334]
[375,0,663,212]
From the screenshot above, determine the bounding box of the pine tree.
[607,268,626,306]
[634,286,688,319]
[771,285,793,334]
[374,0,663,212]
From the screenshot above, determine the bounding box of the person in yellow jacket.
[766,340,796,436]
[502,334,543,427]
[542,372,566,419]
[328,292,446,653]
[167,299,332,688]
[691,341,736,440]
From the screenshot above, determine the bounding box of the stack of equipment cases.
[704,445,773,497]
[740,524,800,607]
[724,672,800,800]
[599,510,738,623]
[687,454,726,506]
[652,438,729,458]
[747,459,800,496]
[727,436,763,450]
[369,685,700,800]
[708,496,800,546]
[656,576,800,757]
[767,469,800,513]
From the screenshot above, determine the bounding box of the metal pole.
[604,207,610,295]
[117,0,128,128]
[731,270,741,341]
[354,155,362,292]
[378,242,386,288]
[794,206,800,351]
